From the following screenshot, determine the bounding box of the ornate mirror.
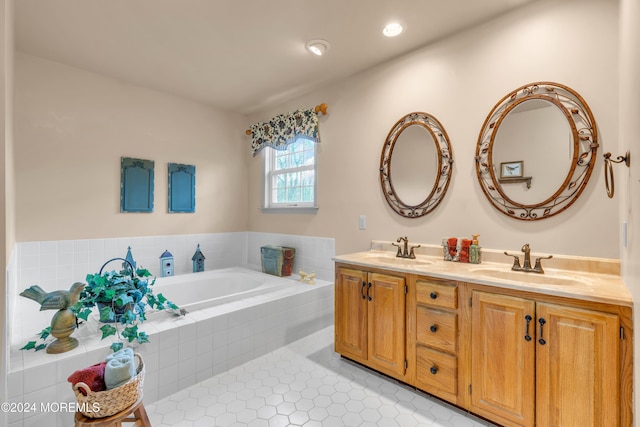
[475,82,598,220]
[380,112,454,218]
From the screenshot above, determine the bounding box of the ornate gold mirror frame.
[475,82,598,220]
[380,112,454,218]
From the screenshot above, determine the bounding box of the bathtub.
[152,267,298,313]
[9,265,334,425]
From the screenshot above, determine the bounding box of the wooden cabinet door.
[367,272,406,377]
[335,268,368,361]
[536,303,620,427]
[471,291,535,427]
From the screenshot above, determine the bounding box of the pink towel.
[67,362,107,395]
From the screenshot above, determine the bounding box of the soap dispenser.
[470,234,481,264]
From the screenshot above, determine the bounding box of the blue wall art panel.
[168,163,196,213]
[120,157,154,212]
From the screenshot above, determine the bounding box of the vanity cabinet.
[333,260,632,427]
[413,277,459,402]
[334,266,407,379]
[470,290,621,427]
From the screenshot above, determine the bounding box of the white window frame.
[262,137,318,213]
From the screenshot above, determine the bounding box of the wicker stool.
[74,395,151,427]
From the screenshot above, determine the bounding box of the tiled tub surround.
[9,232,335,347]
[7,272,334,427]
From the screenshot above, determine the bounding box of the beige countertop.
[333,242,632,307]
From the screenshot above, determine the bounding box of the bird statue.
[20,282,86,354]
[20,282,85,310]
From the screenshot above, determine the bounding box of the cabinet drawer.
[416,345,457,399]
[416,280,457,309]
[416,306,457,353]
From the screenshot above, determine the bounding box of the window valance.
[248,103,327,156]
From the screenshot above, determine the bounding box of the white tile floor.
[146,327,497,427]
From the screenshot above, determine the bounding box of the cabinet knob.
[430,325,438,333]
[430,292,438,300]
[430,366,438,375]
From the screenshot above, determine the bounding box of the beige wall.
[619,0,640,422]
[247,0,620,258]
[14,53,248,242]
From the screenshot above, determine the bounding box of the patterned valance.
[250,108,320,157]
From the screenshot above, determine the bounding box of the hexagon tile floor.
[145,326,497,427]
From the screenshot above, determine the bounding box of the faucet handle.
[504,251,522,271]
[391,242,402,257]
[533,255,553,273]
[409,245,421,259]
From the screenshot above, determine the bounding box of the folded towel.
[67,362,107,395]
[104,354,136,390]
[105,347,134,363]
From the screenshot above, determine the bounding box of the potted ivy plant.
[72,258,178,352]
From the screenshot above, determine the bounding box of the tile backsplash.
[8,232,335,347]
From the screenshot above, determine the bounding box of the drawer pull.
[430,292,438,300]
[524,315,532,341]
[361,281,367,300]
[367,283,372,301]
[430,324,438,333]
[430,366,438,375]
[538,317,547,345]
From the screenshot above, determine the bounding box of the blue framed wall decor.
[168,163,196,213]
[120,157,154,212]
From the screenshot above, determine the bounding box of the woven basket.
[73,353,145,418]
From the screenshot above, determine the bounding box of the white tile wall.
[11,231,335,346]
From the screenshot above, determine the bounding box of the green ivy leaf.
[168,302,179,310]
[35,343,47,352]
[122,325,139,342]
[20,341,36,351]
[156,293,167,305]
[39,327,51,340]
[77,308,93,321]
[122,309,136,324]
[110,342,124,352]
[137,331,149,344]
[99,306,115,323]
[136,268,151,277]
[100,324,117,339]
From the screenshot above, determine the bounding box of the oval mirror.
[380,112,454,218]
[475,82,598,220]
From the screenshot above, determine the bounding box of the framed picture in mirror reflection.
[500,160,524,178]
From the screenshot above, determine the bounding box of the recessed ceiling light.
[383,22,404,37]
[305,39,331,56]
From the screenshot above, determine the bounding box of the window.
[263,136,317,212]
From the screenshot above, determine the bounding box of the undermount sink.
[470,267,591,287]
[363,256,433,266]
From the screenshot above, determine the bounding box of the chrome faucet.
[504,243,553,274]
[392,236,421,259]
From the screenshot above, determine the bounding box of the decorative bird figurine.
[20,282,85,311]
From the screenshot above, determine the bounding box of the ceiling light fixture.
[383,22,404,37]
[305,39,331,56]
